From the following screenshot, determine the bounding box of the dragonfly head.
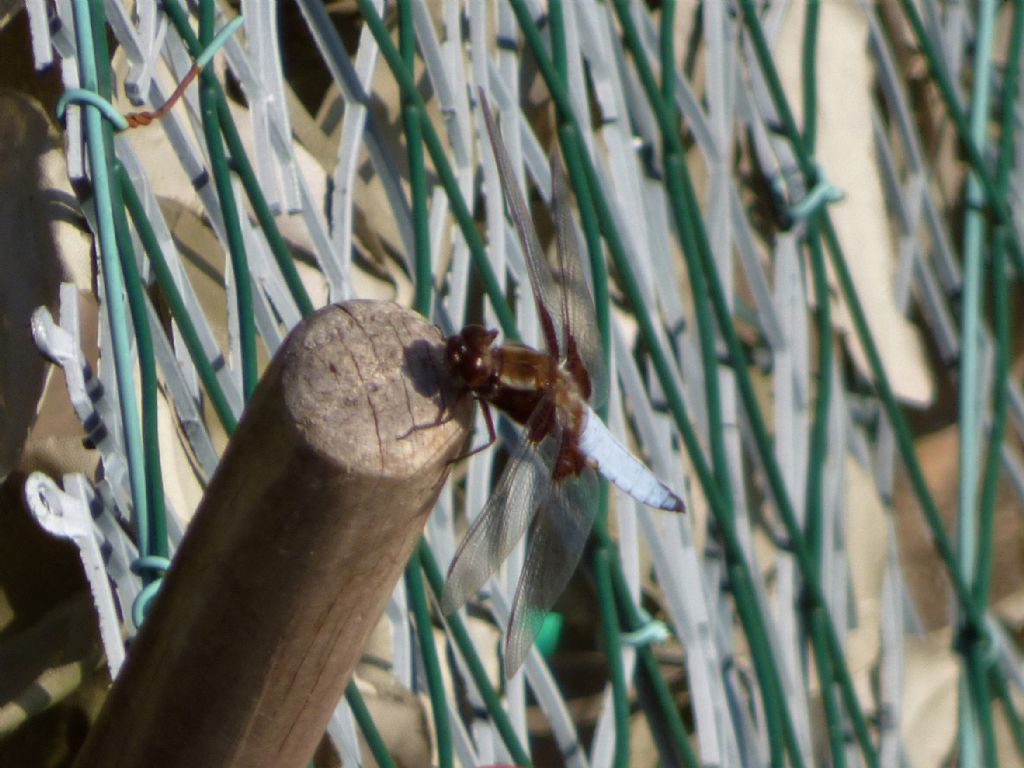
[446,325,499,389]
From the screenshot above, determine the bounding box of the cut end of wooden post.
[280,300,469,479]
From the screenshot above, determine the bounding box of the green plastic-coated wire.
[956,0,1001,762]
[735,0,1018,753]
[664,1,778,761]
[355,0,517,340]
[804,220,846,768]
[68,0,150,567]
[398,0,432,317]
[84,0,171,570]
[570,80,806,768]
[800,0,821,150]
[594,522,698,764]
[994,0,1024,201]
[214,97,316,319]
[612,0,733,511]
[610,0,736,534]
[345,680,399,768]
[606,4,839,765]
[398,4,452,766]
[88,0,174,568]
[649,6,700,752]
[964,645,995,768]
[977,0,1023,615]
[158,1,315,320]
[108,175,168,563]
[811,607,845,764]
[631,1,878,758]
[405,549,453,768]
[505,3,814,764]
[594,526,700,768]
[593,545,630,768]
[687,87,881,768]
[973,234,1015,765]
[894,0,1024,278]
[548,2,632,759]
[536,6,782,765]
[660,0,676,110]
[549,4,698,759]
[799,5,848,764]
[117,165,240,434]
[731,564,788,767]
[991,664,1024,760]
[417,541,533,767]
[974,236,1009,609]
[634,646,698,768]
[957,0,1000,618]
[553,124,632,754]
[591,496,631,761]
[823,215,980,624]
[197,0,258,401]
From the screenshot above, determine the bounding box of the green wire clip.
[772,165,844,224]
[130,555,171,628]
[56,88,130,130]
[788,178,844,221]
[620,609,671,647]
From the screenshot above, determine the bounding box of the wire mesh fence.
[3,0,1024,765]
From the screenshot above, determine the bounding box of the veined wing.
[441,402,559,616]
[577,406,685,512]
[480,93,563,360]
[550,149,607,408]
[504,454,599,677]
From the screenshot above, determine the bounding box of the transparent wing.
[551,149,608,408]
[480,94,564,359]
[440,403,559,616]
[503,456,600,677]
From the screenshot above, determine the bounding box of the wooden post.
[74,300,471,768]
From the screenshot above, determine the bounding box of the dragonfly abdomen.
[577,409,685,512]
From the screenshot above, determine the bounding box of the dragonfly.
[441,95,685,678]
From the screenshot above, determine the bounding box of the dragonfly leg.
[447,400,497,464]
[395,397,463,441]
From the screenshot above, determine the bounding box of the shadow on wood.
[73,300,472,768]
